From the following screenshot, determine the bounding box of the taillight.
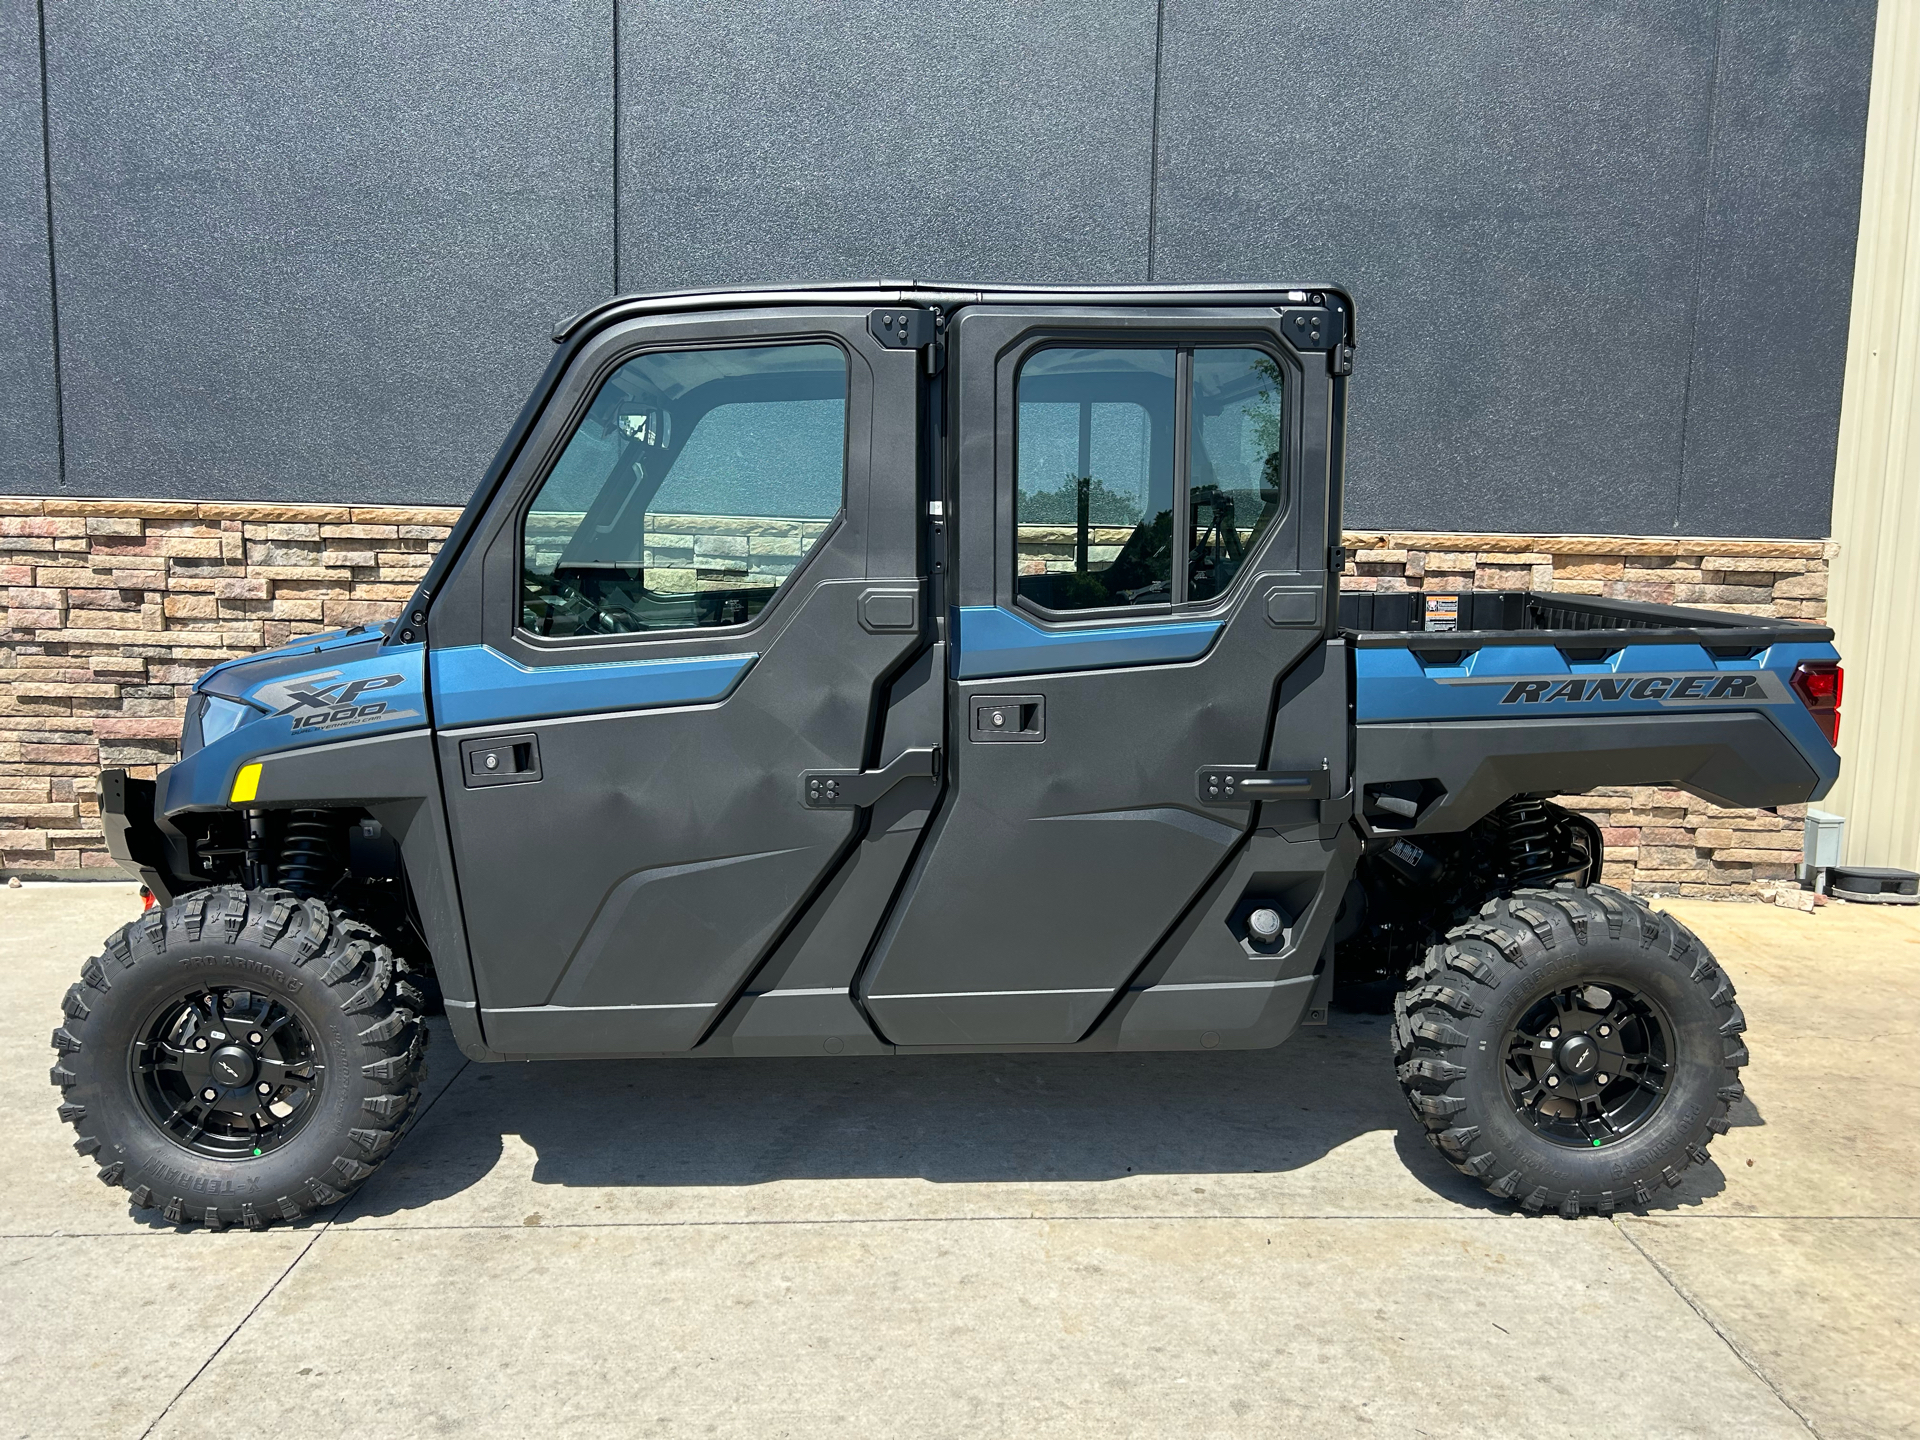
[1791,661,1842,745]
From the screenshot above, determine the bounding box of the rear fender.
[1354,710,1823,836]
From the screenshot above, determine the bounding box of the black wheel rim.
[1504,981,1671,1148]
[130,985,325,1159]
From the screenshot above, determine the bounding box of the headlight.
[182,694,260,757]
[201,696,255,745]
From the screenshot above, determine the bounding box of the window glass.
[522,343,846,636]
[1015,348,1177,611]
[1187,349,1286,601]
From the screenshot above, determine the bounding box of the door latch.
[802,747,941,809]
[1196,761,1331,804]
[459,734,542,788]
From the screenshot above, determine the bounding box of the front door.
[429,307,925,1054]
[860,303,1347,1046]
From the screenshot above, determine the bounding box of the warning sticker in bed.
[1423,595,1459,632]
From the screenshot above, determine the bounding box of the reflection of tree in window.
[1015,349,1176,612]
[520,343,846,636]
[1188,350,1285,602]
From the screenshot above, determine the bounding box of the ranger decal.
[1434,671,1793,706]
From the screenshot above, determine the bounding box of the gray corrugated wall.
[0,0,1877,537]
[0,0,61,493]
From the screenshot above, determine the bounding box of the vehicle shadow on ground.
[343,1009,1726,1218]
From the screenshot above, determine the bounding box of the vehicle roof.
[553,281,1355,344]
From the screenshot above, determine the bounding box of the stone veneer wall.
[3,498,1831,894]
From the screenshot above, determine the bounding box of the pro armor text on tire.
[49,886,427,1229]
[1393,882,1747,1216]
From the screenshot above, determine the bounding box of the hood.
[195,621,395,700]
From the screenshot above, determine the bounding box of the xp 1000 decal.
[253,668,422,735]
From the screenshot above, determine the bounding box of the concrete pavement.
[2,883,1913,1439]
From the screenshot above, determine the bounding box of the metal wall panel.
[41,0,614,504]
[0,0,60,492]
[0,0,1879,534]
[614,0,1158,290]
[1676,0,1877,538]
[1153,0,1869,539]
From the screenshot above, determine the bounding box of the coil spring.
[277,809,338,897]
[1501,796,1561,886]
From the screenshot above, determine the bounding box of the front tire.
[1393,883,1747,1216]
[49,887,427,1229]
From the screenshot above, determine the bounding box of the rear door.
[860,302,1348,1046]
[427,306,925,1054]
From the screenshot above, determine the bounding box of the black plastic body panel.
[430,305,928,1059]
[859,304,1344,1048]
[1354,712,1821,835]
[98,769,178,903]
[236,728,480,1026]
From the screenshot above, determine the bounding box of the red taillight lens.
[1791,661,1843,745]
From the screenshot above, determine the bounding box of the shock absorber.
[1501,795,1560,886]
[277,810,339,897]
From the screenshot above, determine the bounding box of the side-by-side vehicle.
[51,284,1841,1227]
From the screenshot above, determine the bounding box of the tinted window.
[1015,348,1177,611]
[522,343,846,636]
[1188,349,1286,601]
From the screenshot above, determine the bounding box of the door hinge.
[802,747,941,809]
[869,308,939,349]
[1277,304,1353,375]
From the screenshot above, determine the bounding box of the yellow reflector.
[230,762,262,804]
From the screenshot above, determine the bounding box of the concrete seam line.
[4,1212,1913,1242]
[133,1054,472,1440]
[7,1212,1911,1243]
[1612,1217,1823,1439]
[134,1223,330,1440]
[260,1211,1777,1233]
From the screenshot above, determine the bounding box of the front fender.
[162,641,428,813]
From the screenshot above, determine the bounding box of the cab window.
[1014,344,1284,613]
[522,342,847,636]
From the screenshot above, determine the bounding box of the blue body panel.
[429,644,758,728]
[952,605,1222,680]
[1354,637,1843,791]
[164,640,428,810]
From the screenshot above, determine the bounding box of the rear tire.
[49,886,426,1229]
[1393,883,1746,1216]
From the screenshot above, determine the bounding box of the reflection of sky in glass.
[1018,402,1153,523]
[530,343,847,519]
[1015,348,1175,527]
[1192,349,1283,501]
[652,400,844,517]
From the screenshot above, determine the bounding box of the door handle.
[801,747,941,809]
[1196,761,1331,804]
[460,734,542,788]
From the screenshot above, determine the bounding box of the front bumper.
[99,768,180,904]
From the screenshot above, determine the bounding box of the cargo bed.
[1337,589,1835,654]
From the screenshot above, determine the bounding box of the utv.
[55,283,1842,1228]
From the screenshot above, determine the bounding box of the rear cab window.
[1014,344,1285,615]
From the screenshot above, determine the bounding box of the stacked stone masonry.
[2,499,1832,896]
